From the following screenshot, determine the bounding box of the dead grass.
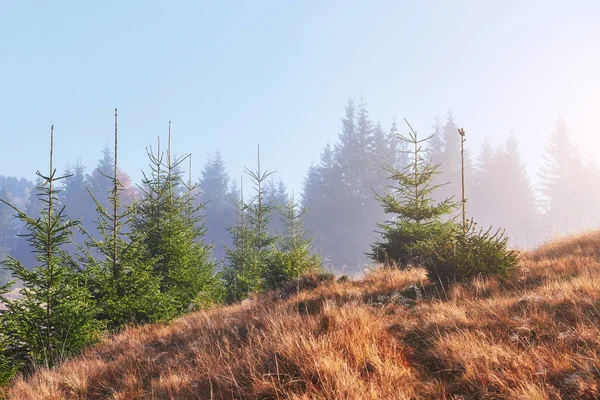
[7,231,600,399]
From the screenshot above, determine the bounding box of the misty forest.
[0,96,597,386]
[0,101,596,283]
[0,99,600,379]
[3,0,600,396]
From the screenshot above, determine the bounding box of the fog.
[1,2,599,275]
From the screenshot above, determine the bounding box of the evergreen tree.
[387,118,409,171]
[539,119,584,235]
[470,137,495,228]
[243,146,277,290]
[264,194,320,290]
[488,135,538,248]
[265,178,288,236]
[429,112,473,207]
[0,176,34,207]
[302,143,339,268]
[371,120,456,266]
[0,126,99,375]
[13,176,46,269]
[0,188,18,257]
[85,146,136,241]
[0,188,18,285]
[199,151,234,262]
[133,127,219,314]
[59,160,89,253]
[303,100,407,273]
[81,110,169,328]
[87,145,114,212]
[223,146,277,301]
[222,177,256,302]
[330,100,375,271]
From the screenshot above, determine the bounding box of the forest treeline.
[1,99,599,282]
[0,98,596,384]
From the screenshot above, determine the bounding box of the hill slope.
[7,232,600,399]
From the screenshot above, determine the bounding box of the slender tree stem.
[46,125,55,366]
[113,109,119,280]
[458,128,466,233]
[256,144,262,251]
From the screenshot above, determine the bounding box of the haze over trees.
[0,98,597,386]
[0,113,321,382]
[0,99,599,282]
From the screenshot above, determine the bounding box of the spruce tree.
[470,137,495,228]
[222,177,256,302]
[539,118,584,235]
[265,194,320,290]
[429,112,473,207]
[59,159,89,253]
[81,110,169,328]
[302,143,337,265]
[13,176,46,269]
[133,124,219,314]
[199,151,233,261]
[487,134,538,248]
[86,144,115,211]
[223,146,277,301]
[243,146,277,289]
[371,120,456,266]
[0,188,17,258]
[0,188,17,286]
[0,126,100,374]
[265,178,288,236]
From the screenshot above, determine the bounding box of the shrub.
[417,221,519,284]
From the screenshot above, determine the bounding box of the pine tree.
[223,146,277,301]
[81,110,169,328]
[470,137,495,228]
[265,194,320,290]
[539,118,585,235]
[371,120,456,266]
[487,134,538,248]
[0,126,100,375]
[244,146,278,289]
[199,152,234,262]
[59,159,89,253]
[387,118,409,171]
[133,124,219,314]
[13,176,46,269]
[0,188,17,257]
[222,177,256,302]
[331,100,376,271]
[85,146,136,242]
[86,144,115,212]
[265,178,288,236]
[428,112,473,207]
[0,188,18,285]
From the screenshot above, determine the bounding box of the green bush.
[262,247,321,291]
[417,221,519,284]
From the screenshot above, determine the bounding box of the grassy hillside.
[7,232,600,399]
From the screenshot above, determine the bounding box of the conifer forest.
[2,3,600,397]
[0,98,596,383]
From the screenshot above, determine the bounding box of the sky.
[1,1,599,195]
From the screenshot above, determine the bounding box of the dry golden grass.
[7,231,600,399]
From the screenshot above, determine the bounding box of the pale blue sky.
[1,1,599,194]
